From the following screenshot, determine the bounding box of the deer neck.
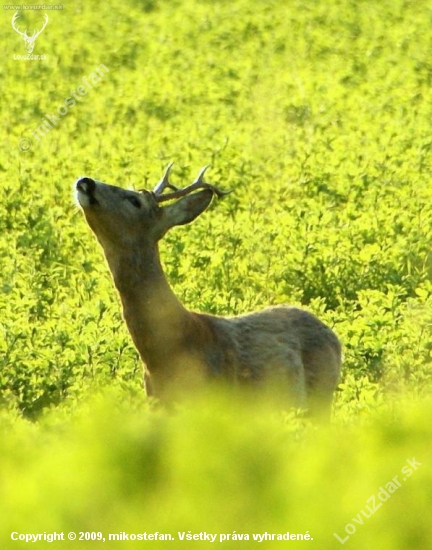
[103,243,190,368]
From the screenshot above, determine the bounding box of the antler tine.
[154,165,229,203]
[41,13,49,30]
[11,12,26,37]
[152,162,176,195]
[195,165,210,184]
[192,165,229,197]
[33,13,49,36]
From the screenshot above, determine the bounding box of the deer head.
[75,164,228,254]
[11,12,48,54]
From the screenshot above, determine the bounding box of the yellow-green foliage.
[1,0,431,547]
[0,392,431,549]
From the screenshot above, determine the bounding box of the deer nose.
[76,177,96,195]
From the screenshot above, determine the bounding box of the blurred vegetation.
[1,392,431,549]
[1,0,431,547]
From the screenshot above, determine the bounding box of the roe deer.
[75,164,341,418]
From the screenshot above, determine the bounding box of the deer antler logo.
[11,11,49,54]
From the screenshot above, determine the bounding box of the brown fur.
[75,174,341,418]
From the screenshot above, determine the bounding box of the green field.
[1,0,432,548]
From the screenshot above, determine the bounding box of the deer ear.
[160,189,214,231]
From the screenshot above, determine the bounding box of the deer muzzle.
[76,177,98,207]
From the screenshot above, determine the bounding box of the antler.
[152,161,176,195]
[11,12,28,38]
[11,12,48,39]
[152,164,229,203]
[32,13,49,38]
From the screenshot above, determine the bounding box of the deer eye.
[126,196,141,209]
